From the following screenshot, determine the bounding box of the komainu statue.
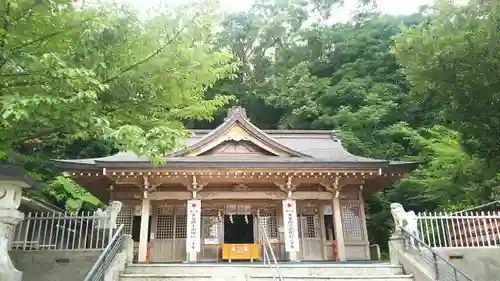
[390,203,420,248]
[95,201,123,229]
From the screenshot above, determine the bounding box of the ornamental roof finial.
[225,106,248,121]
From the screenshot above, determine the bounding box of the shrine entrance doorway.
[224,215,254,244]
[221,213,259,262]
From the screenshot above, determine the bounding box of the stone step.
[123,263,404,276]
[119,274,211,281]
[250,275,414,281]
[119,273,414,281]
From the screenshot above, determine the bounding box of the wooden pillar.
[318,205,328,260]
[276,207,284,261]
[358,186,370,258]
[150,201,158,262]
[138,196,150,263]
[332,197,346,261]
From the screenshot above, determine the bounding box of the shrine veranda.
[54,106,414,263]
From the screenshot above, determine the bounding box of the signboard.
[324,205,333,215]
[134,205,142,216]
[282,199,300,252]
[186,200,201,252]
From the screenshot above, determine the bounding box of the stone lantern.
[0,165,33,281]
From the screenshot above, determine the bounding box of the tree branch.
[0,72,32,77]
[0,2,11,69]
[1,13,97,71]
[0,78,43,88]
[12,16,95,52]
[101,13,200,84]
[16,125,66,143]
[11,0,42,23]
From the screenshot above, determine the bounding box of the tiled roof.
[53,130,412,169]
[52,107,415,169]
[0,164,35,187]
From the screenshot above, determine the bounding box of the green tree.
[197,0,377,129]
[393,0,500,165]
[211,2,500,250]
[0,0,237,210]
[0,0,237,160]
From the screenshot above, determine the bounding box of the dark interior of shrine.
[224,215,254,243]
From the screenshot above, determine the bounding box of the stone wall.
[437,248,500,281]
[9,250,101,281]
[388,236,434,281]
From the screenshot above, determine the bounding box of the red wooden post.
[146,243,151,264]
[332,240,338,262]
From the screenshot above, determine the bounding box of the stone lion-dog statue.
[390,203,420,249]
[95,201,123,229]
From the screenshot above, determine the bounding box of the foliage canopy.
[0,0,237,210]
[2,0,499,249]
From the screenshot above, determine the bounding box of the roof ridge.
[171,107,312,158]
[188,129,340,134]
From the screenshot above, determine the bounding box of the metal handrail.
[452,200,500,214]
[83,224,125,281]
[400,227,474,281]
[259,224,284,281]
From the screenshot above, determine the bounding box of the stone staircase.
[119,263,414,281]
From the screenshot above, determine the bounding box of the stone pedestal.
[0,176,30,281]
[289,251,299,262]
[388,234,404,265]
[123,235,134,265]
[186,251,197,262]
[0,209,24,281]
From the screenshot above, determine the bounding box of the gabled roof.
[52,107,416,170]
[171,106,310,158]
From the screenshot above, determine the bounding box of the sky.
[117,0,436,19]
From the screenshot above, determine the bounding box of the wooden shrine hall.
[54,106,415,263]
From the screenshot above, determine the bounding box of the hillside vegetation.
[1,0,499,247]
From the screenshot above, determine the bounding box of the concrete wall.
[9,250,101,281]
[438,248,500,281]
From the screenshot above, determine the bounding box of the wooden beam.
[135,190,334,200]
[105,168,384,177]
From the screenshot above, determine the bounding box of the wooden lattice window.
[298,215,317,238]
[156,206,187,239]
[156,215,174,239]
[201,216,219,239]
[175,215,187,238]
[340,200,364,240]
[258,210,278,239]
[116,205,134,235]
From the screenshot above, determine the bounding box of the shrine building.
[53,106,415,263]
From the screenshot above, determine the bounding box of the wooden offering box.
[222,244,260,262]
